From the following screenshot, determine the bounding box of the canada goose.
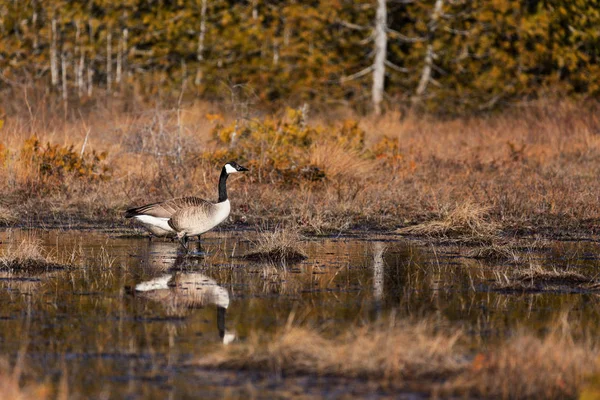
[135,272,235,344]
[125,161,249,250]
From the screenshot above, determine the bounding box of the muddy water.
[1,229,600,398]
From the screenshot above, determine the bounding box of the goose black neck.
[218,167,229,202]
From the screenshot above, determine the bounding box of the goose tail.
[124,207,142,218]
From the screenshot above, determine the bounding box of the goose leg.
[195,235,204,253]
[178,235,189,253]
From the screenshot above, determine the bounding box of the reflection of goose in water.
[139,240,181,273]
[135,272,235,344]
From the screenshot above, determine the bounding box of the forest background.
[2,0,599,114]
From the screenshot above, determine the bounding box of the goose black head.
[224,161,249,174]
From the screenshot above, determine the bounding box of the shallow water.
[0,229,600,398]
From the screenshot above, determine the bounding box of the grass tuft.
[398,202,500,242]
[243,228,308,263]
[0,239,68,273]
[195,320,466,382]
[447,327,598,398]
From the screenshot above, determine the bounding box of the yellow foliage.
[19,136,111,191]
[370,135,403,166]
[205,113,224,123]
[205,107,367,184]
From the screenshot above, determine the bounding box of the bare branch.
[387,28,426,43]
[443,26,470,35]
[336,19,368,31]
[341,66,374,83]
[385,60,409,73]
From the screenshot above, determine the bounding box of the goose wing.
[125,197,212,218]
[167,200,217,232]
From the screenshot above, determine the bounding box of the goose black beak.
[237,165,249,172]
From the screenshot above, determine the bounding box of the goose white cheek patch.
[225,164,237,174]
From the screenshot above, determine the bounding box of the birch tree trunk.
[61,51,68,115]
[372,0,387,116]
[87,64,93,97]
[106,31,112,93]
[252,0,258,20]
[413,0,444,105]
[78,51,85,98]
[116,31,122,85]
[32,0,39,50]
[87,21,94,97]
[50,14,58,87]
[75,21,83,98]
[195,0,207,85]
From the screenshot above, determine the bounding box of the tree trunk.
[372,0,387,116]
[61,51,68,115]
[106,30,112,93]
[195,0,207,85]
[78,51,85,98]
[87,64,93,97]
[50,14,58,87]
[413,0,444,105]
[116,32,122,85]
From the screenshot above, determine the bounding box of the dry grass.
[2,100,600,238]
[0,239,68,273]
[194,316,599,399]
[397,202,500,242]
[243,227,307,263]
[195,320,467,382]
[446,327,598,398]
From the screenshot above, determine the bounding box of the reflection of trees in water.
[372,242,385,304]
[135,272,235,344]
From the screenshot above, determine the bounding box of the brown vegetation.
[0,239,69,273]
[194,316,599,399]
[1,100,600,239]
[397,201,500,242]
[243,227,307,264]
